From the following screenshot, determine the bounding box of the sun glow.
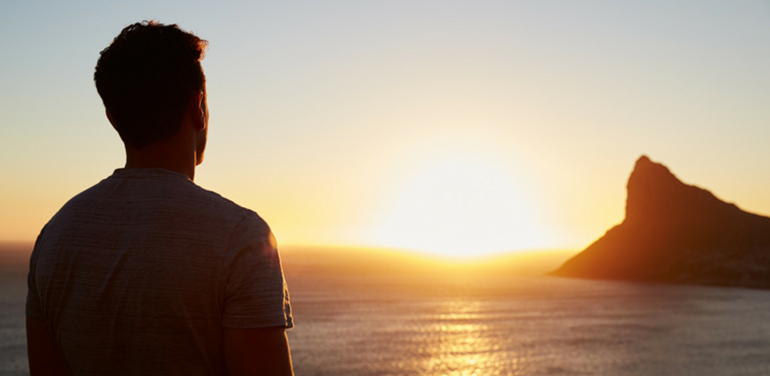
[373,157,551,258]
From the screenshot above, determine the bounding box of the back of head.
[94,21,208,149]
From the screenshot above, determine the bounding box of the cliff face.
[552,156,770,289]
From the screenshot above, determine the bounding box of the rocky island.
[552,156,770,289]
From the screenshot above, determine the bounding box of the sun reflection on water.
[416,300,526,376]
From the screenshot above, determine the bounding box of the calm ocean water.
[2,268,770,375]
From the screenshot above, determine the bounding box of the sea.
[2,249,770,375]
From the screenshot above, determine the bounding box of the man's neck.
[123,140,196,181]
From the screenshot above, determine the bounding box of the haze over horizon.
[2,1,769,258]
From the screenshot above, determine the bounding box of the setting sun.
[373,156,551,257]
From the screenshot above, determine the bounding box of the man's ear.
[190,91,206,131]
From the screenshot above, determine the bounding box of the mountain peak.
[632,155,673,177]
[630,155,677,185]
[624,156,726,225]
[625,156,684,224]
[635,154,652,165]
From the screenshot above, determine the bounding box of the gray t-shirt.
[26,168,293,375]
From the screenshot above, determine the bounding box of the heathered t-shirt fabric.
[26,168,293,376]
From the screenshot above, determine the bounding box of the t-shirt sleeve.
[26,231,46,321]
[221,212,293,329]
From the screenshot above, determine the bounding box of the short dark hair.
[94,21,208,149]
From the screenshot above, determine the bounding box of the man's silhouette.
[25,21,294,376]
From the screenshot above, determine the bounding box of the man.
[25,21,294,375]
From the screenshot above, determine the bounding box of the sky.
[1,1,769,258]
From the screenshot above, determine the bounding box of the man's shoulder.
[187,182,270,233]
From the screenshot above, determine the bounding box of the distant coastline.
[2,242,577,279]
[552,156,770,289]
[0,242,31,280]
